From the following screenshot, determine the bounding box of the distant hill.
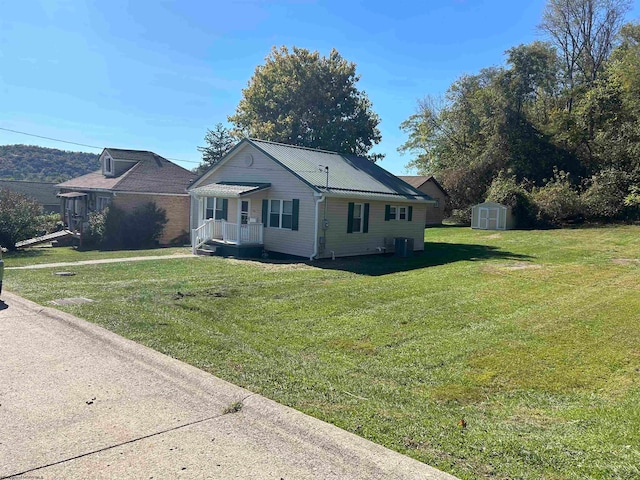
[0,144,100,183]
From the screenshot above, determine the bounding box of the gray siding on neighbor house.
[318,198,427,258]
[193,143,318,258]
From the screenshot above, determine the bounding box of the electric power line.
[0,126,201,165]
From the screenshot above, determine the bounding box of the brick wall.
[112,193,190,244]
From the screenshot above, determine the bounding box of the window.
[263,199,299,230]
[269,199,293,229]
[434,199,440,208]
[352,203,363,233]
[385,205,413,222]
[104,156,113,174]
[347,202,369,233]
[204,197,227,220]
[96,196,110,211]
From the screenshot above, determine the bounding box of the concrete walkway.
[5,253,196,270]
[0,291,457,480]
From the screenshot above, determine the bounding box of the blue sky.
[1,0,639,175]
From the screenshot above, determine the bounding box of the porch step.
[196,245,218,256]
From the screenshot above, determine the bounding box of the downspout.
[310,194,325,261]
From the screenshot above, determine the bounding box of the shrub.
[581,168,632,220]
[532,169,583,226]
[0,188,42,250]
[82,209,108,247]
[486,172,537,228]
[101,202,167,250]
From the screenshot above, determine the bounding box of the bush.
[101,202,167,250]
[582,168,633,220]
[82,209,108,247]
[0,188,42,250]
[532,169,584,226]
[486,172,537,228]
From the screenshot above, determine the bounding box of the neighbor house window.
[104,156,113,174]
[265,199,298,230]
[434,199,440,208]
[96,196,110,211]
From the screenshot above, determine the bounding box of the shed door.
[479,207,499,230]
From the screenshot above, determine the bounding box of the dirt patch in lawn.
[612,258,640,266]
[225,258,315,271]
[483,262,541,274]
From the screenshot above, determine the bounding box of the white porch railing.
[192,219,263,253]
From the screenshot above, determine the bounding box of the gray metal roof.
[249,139,432,201]
[191,182,270,197]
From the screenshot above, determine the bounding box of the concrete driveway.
[0,291,457,480]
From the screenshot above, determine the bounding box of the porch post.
[236,197,242,244]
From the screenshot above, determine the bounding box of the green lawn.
[3,245,191,268]
[5,226,640,479]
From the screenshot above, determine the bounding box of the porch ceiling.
[190,182,270,198]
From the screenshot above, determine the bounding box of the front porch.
[192,219,264,254]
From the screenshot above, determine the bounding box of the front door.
[241,200,250,225]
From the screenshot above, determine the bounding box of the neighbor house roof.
[57,148,196,195]
[0,179,59,206]
[397,176,449,196]
[193,139,434,203]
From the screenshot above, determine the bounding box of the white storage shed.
[471,201,514,230]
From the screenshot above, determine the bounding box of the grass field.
[4,226,640,479]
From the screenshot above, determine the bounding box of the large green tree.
[229,46,382,160]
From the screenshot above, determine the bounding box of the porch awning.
[190,182,271,198]
[57,191,88,198]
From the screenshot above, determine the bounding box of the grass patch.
[3,245,191,267]
[5,225,640,479]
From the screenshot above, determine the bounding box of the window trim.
[351,202,364,233]
[268,199,294,229]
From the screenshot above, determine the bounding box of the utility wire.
[0,126,201,165]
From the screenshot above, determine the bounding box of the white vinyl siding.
[320,198,426,258]
[191,144,317,257]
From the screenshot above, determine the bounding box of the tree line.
[399,0,640,225]
[0,145,100,183]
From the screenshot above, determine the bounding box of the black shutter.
[292,199,299,231]
[262,199,268,225]
[363,203,370,233]
[222,198,228,220]
[385,204,391,221]
[347,202,354,233]
[408,206,413,221]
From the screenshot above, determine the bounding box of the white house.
[189,139,436,259]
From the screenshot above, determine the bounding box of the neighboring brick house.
[397,176,449,225]
[57,148,196,245]
[0,180,60,213]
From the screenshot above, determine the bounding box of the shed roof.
[57,148,196,195]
